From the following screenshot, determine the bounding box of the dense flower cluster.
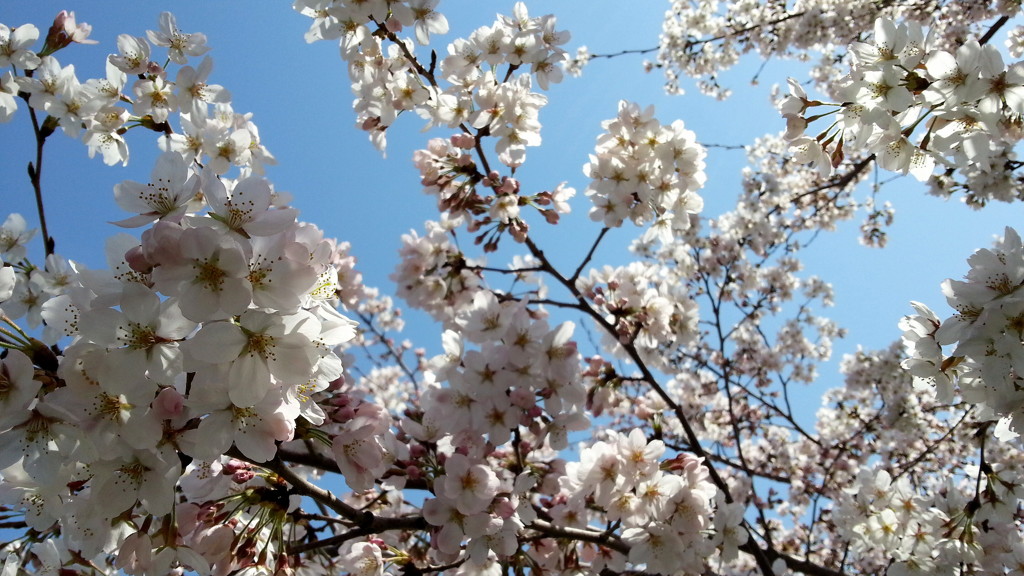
[901,227,1024,442]
[583,100,706,239]
[1,3,1023,576]
[0,12,365,572]
[0,6,731,576]
[780,16,1024,206]
[576,261,698,369]
[657,0,1015,100]
[411,135,576,249]
[294,0,567,164]
[835,463,1024,575]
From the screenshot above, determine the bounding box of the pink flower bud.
[499,177,519,194]
[151,387,185,420]
[362,116,381,131]
[223,459,248,474]
[509,387,534,409]
[493,497,516,518]
[451,133,476,149]
[327,375,346,391]
[197,503,219,523]
[42,11,96,54]
[124,245,154,274]
[274,554,294,576]
[333,406,356,422]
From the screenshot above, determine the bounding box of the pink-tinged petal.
[230,176,273,213]
[156,299,197,339]
[251,261,314,311]
[216,277,253,317]
[234,421,278,462]
[183,412,233,460]
[0,351,39,430]
[142,344,183,385]
[120,411,163,451]
[228,356,272,408]
[99,348,155,395]
[462,512,500,537]
[0,430,27,470]
[0,266,14,301]
[435,521,465,555]
[185,322,247,364]
[79,307,124,345]
[215,243,250,276]
[120,282,161,324]
[346,430,385,470]
[924,50,957,79]
[200,168,229,214]
[113,181,161,213]
[422,497,452,526]
[151,387,184,420]
[281,309,321,340]
[268,343,317,383]
[1004,85,1024,115]
[170,547,210,576]
[245,208,299,237]
[316,305,358,345]
[238,309,278,333]
[111,213,163,228]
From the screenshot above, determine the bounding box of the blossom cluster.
[412,135,576,249]
[0,8,742,576]
[583,100,706,241]
[780,16,1024,206]
[4,3,1024,576]
[392,217,484,321]
[657,0,1014,100]
[835,465,1024,575]
[557,432,732,574]
[399,295,589,566]
[900,227,1024,442]
[0,13,273,171]
[296,1,583,252]
[0,11,360,573]
[295,0,567,163]
[576,261,698,369]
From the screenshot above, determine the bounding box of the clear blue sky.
[3,2,1022,404]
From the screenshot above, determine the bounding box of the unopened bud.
[222,459,248,474]
[27,339,58,372]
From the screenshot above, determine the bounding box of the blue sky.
[3,2,1023,405]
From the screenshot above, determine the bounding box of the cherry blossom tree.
[1,3,1023,576]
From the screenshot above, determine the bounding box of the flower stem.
[26,104,55,256]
